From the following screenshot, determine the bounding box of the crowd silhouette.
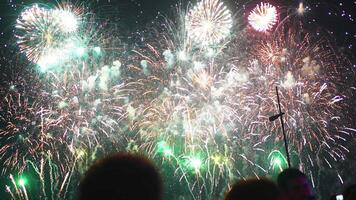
[78,152,355,200]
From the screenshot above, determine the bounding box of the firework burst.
[124,9,355,198]
[15,4,53,62]
[248,2,278,32]
[5,154,77,200]
[15,3,90,71]
[125,21,270,199]
[0,60,58,174]
[42,59,128,149]
[248,25,355,182]
[185,0,233,46]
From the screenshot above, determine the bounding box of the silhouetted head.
[277,168,314,200]
[78,152,162,200]
[224,178,280,200]
[343,184,356,200]
[329,194,337,200]
[346,190,356,200]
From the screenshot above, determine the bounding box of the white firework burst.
[248,2,278,32]
[185,0,233,46]
[15,4,53,62]
[15,4,86,71]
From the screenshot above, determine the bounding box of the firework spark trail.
[42,59,128,149]
[1,56,129,199]
[6,174,29,200]
[3,10,128,196]
[12,0,129,164]
[0,61,55,174]
[124,4,271,198]
[5,155,75,200]
[123,2,355,198]
[246,23,355,178]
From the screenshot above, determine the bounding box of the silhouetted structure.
[270,86,291,168]
[78,152,162,200]
[224,178,280,200]
[277,168,315,200]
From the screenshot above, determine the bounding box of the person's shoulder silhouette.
[224,178,280,200]
[78,152,162,200]
[277,168,315,200]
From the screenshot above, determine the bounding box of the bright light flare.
[17,177,27,187]
[188,157,203,172]
[297,2,306,15]
[248,2,278,32]
[53,9,79,33]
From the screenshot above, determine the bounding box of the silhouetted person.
[329,194,337,200]
[224,178,280,200]
[78,152,162,200]
[346,190,356,200]
[277,168,315,200]
[343,184,356,200]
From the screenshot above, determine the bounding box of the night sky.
[0,0,355,55]
[0,0,355,199]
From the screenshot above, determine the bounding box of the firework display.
[15,4,89,72]
[185,0,232,46]
[1,0,355,199]
[248,2,278,32]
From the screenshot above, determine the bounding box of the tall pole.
[270,86,291,168]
